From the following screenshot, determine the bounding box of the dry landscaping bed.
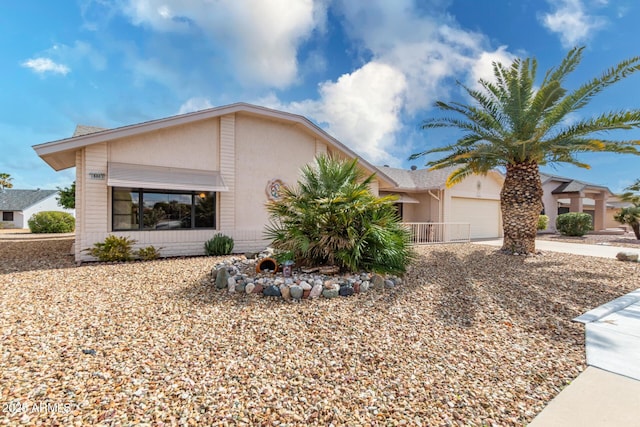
[1,238,638,426]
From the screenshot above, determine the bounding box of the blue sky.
[1,0,639,193]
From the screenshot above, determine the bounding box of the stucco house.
[540,173,622,232]
[378,165,504,240]
[33,103,504,262]
[0,189,75,229]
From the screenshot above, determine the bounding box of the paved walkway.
[472,238,640,426]
[473,238,638,259]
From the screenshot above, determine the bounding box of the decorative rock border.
[211,251,403,301]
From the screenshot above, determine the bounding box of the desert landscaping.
[1,236,638,425]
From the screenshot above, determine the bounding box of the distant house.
[540,173,622,232]
[33,102,504,262]
[0,189,75,229]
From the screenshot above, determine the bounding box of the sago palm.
[264,155,414,274]
[410,47,640,254]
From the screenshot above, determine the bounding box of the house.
[540,173,621,232]
[378,165,504,240]
[0,189,75,229]
[33,103,504,262]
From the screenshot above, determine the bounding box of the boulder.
[339,286,354,297]
[289,285,303,300]
[309,284,323,298]
[215,268,230,289]
[263,285,281,297]
[322,288,339,298]
[372,274,385,290]
[616,251,639,262]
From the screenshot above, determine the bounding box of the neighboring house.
[540,172,621,232]
[0,189,75,229]
[378,165,504,240]
[33,102,504,262]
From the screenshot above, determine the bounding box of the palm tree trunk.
[500,161,543,254]
[632,223,640,240]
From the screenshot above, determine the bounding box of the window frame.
[111,187,216,231]
[2,211,14,222]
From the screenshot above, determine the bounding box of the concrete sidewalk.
[473,238,638,259]
[528,367,640,426]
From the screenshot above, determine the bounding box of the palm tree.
[410,47,640,254]
[0,173,13,190]
[264,155,414,274]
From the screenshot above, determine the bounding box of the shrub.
[28,211,75,233]
[136,245,162,261]
[87,235,136,262]
[537,214,549,231]
[264,155,415,275]
[556,212,593,236]
[204,233,234,256]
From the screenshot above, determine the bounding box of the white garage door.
[450,197,501,239]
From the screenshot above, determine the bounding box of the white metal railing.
[403,222,471,244]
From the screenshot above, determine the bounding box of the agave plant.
[265,155,414,274]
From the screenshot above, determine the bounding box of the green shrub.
[556,212,593,236]
[87,235,136,262]
[537,214,549,231]
[28,211,75,233]
[204,233,234,256]
[136,245,161,261]
[264,155,415,275]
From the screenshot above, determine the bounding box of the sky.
[1,0,639,193]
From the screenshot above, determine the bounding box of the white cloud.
[178,97,213,114]
[468,46,516,89]
[540,0,606,48]
[21,58,70,75]
[121,0,325,88]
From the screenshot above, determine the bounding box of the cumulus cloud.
[178,97,213,114]
[467,46,516,88]
[121,0,324,87]
[540,0,606,48]
[21,58,70,75]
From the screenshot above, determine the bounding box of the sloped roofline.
[33,102,398,187]
[540,171,612,194]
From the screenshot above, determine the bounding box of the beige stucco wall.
[234,114,318,232]
[109,120,219,170]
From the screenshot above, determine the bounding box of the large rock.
[215,268,230,289]
[360,281,370,292]
[309,284,323,298]
[289,285,303,300]
[616,251,639,262]
[263,285,281,297]
[339,286,354,297]
[371,274,385,290]
[245,283,255,294]
[322,288,339,298]
[227,277,236,293]
[280,285,291,301]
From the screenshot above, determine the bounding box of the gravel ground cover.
[1,238,638,426]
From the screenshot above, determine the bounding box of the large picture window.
[112,188,215,231]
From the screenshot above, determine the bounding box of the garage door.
[450,197,501,239]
